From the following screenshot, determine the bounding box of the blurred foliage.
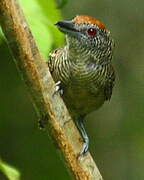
[0,28,4,43]
[56,0,69,8]
[0,159,20,180]
[19,0,64,59]
[0,0,64,59]
[1,0,144,180]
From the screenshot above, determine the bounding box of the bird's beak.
[55,20,78,36]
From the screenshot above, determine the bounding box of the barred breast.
[48,47,115,118]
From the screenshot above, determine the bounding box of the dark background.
[1,0,144,179]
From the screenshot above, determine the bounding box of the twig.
[0,0,103,179]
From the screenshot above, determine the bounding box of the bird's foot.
[54,81,63,95]
[38,113,49,129]
[76,118,89,156]
[79,136,89,156]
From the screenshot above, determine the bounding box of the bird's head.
[55,15,114,60]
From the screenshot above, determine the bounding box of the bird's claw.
[76,118,89,156]
[54,81,64,95]
[79,137,89,156]
[38,113,49,129]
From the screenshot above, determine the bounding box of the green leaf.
[0,27,5,43]
[19,0,64,60]
[36,0,64,46]
[0,159,20,180]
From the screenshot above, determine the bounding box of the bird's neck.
[65,42,112,65]
[65,35,112,64]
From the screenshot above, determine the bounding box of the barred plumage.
[48,15,115,155]
[48,48,115,116]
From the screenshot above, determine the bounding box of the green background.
[0,0,144,179]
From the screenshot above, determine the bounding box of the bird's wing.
[48,47,71,85]
[48,48,63,74]
[104,64,115,100]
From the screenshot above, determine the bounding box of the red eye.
[87,28,97,36]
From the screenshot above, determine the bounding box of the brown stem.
[0,0,103,179]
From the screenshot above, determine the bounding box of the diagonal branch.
[0,0,103,179]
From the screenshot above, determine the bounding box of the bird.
[48,15,115,155]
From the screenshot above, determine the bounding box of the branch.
[0,0,103,179]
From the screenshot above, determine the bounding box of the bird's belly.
[62,85,105,117]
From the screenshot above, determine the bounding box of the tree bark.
[0,0,103,179]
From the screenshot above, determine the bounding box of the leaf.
[36,0,64,47]
[19,0,64,60]
[0,159,20,180]
[0,27,5,43]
